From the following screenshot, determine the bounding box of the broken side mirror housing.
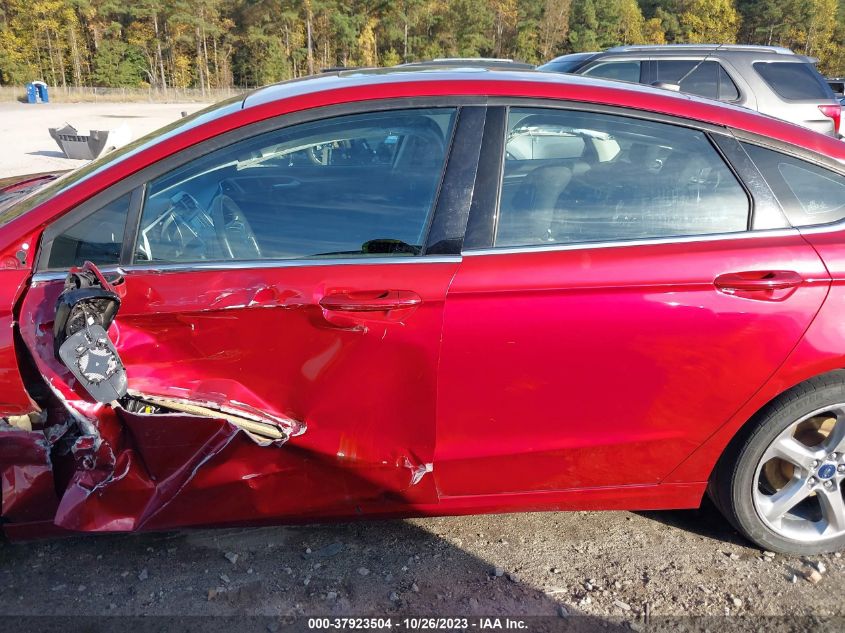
[53,264,127,403]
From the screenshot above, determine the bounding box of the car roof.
[241,65,721,109]
[399,58,535,70]
[238,67,845,159]
[545,45,815,65]
[608,44,796,55]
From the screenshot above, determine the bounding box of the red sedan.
[3,68,845,555]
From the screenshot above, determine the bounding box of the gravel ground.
[0,101,209,178]
[2,501,844,629]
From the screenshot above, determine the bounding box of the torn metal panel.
[9,257,454,535]
[0,418,61,523]
[128,394,293,441]
[10,263,305,532]
[405,458,434,486]
[53,403,291,531]
[40,390,301,531]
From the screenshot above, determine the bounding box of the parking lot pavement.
[0,102,209,178]
[1,502,844,626]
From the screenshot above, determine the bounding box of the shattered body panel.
[8,260,451,533]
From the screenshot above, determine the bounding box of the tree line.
[0,0,843,91]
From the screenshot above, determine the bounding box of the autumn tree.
[537,0,571,59]
[568,0,600,51]
[678,0,741,43]
[0,0,843,89]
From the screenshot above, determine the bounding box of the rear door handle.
[319,290,422,313]
[714,270,804,299]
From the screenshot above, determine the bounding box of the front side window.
[47,193,130,269]
[494,108,749,248]
[134,108,457,263]
[742,142,845,226]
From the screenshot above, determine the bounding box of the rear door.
[434,104,830,499]
[18,104,484,531]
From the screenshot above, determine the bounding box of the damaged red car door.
[8,105,468,533]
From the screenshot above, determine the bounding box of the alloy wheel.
[753,404,845,543]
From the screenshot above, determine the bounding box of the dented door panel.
[53,406,290,532]
[12,260,456,532]
[0,424,57,523]
[110,264,454,513]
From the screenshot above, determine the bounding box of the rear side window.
[743,142,845,226]
[47,193,130,269]
[582,61,641,83]
[654,60,740,101]
[753,62,833,100]
[494,108,749,248]
[134,108,456,263]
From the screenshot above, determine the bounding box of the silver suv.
[539,45,841,136]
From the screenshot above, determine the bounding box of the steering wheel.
[210,194,262,260]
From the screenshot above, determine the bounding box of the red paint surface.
[0,426,57,522]
[13,261,455,531]
[435,233,829,496]
[3,69,845,537]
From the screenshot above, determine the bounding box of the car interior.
[495,110,751,247]
[134,109,457,263]
[48,107,752,268]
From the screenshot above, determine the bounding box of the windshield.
[0,174,63,210]
[0,95,244,228]
[538,54,596,74]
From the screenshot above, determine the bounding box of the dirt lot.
[0,101,209,178]
[1,101,844,631]
[1,502,844,630]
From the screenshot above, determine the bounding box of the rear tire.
[710,371,845,554]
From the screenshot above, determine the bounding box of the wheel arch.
[664,363,845,488]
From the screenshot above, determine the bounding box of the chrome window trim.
[462,227,800,257]
[30,255,463,284]
[798,218,845,235]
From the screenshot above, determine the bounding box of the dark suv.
[539,45,841,136]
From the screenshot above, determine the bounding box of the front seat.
[499,164,573,244]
